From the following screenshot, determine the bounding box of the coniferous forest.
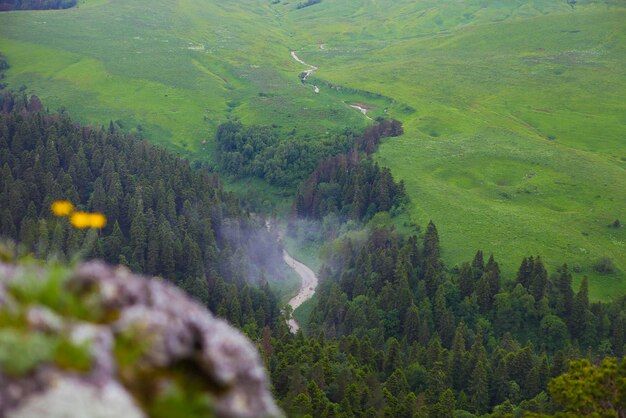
[0,0,76,11]
[1,88,624,417]
[0,91,283,332]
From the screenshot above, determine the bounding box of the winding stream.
[283,250,318,333]
[290,51,320,93]
[350,104,373,120]
[278,50,376,333]
[290,50,372,117]
[266,220,319,333]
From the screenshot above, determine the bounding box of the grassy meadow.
[1,0,624,299]
[282,0,626,299]
[0,0,367,158]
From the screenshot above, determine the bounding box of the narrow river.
[290,50,320,93]
[266,220,319,333]
[283,250,318,333]
[290,50,372,117]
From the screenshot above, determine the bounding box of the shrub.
[594,257,616,274]
[609,219,621,228]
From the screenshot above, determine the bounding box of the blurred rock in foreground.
[0,261,282,418]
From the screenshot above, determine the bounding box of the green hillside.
[0,0,368,156]
[1,0,624,298]
[282,0,626,296]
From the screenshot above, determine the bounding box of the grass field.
[284,0,626,299]
[1,0,624,299]
[0,0,367,159]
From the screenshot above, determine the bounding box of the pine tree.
[0,208,17,240]
[382,387,401,418]
[472,250,485,273]
[384,337,402,378]
[469,357,489,414]
[342,384,362,416]
[434,287,455,347]
[395,267,413,315]
[523,362,541,399]
[475,274,492,312]
[529,256,548,302]
[422,221,442,276]
[89,177,106,212]
[104,220,125,264]
[485,254,501,296]
[450,322,468,390]
[424,263,443,299]
[425,361,449,405]
[612,313,625,358]
[459,262,474,299]
[18,202,38,248]
[432,388,455,418]
[516,256,534,289]
[307,381,329,417]
[158,220,176,280]
[129,200,146,270]
[509,345,534,384]
[403,391,418,418]
[384,369,409,398]
[144,209,159,275]
[570,276,590,340]
[404,304,420,344]
[492,358,511,405]
[555,264,574,318]
[183,233,204,281]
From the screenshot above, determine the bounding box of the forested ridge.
[1,88,624,417]
[0,91,284,334]
[268,221,626,417]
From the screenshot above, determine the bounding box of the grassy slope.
[1,0,624,299]
[283,0,626,300]
[0,0,366,159]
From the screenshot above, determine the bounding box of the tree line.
[296,0,321,10]
[2,88,623,416]
[0,91,286,335]
[215,118,402,188]
[287,117,405,248]
[215,119,355,186]
[292,152,407,222]
[0,0,76,11]
[263,219,625,416]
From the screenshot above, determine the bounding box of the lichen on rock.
[0,261,283,418]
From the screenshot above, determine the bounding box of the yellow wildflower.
[53,201,107,229]
[89,213,107,229]
[51,200,75,217]
[69,212,92,229]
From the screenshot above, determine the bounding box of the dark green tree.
[569,276,590,340]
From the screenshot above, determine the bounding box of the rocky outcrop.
[0,261,282,418]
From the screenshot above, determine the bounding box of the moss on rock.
[0,260,282,418]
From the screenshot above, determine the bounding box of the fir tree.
[570,276,590,340]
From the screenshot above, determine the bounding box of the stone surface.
[7,377,146,418]
[0,261,282,418]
